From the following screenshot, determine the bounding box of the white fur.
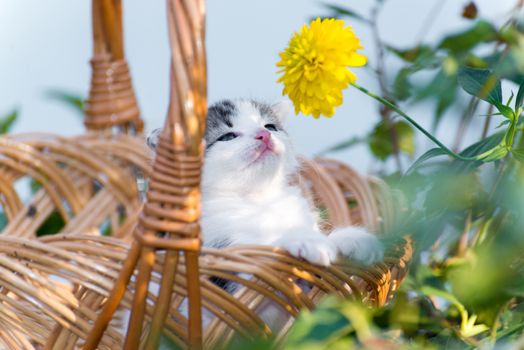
[134,99,385,337]
[201,99,384,266]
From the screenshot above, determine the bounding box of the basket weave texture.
[0,0,412,349]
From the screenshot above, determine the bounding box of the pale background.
[0,0,519,173]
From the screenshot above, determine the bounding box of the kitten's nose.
[255,130,271,144]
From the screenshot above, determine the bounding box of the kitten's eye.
[217,132,237,142]
[264,124,278,132]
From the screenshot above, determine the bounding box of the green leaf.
[516,80,524,110]
[497,320,524,341]
[459,131,505,158]
[320,4,370,23]
[369,121,415,161]
[458,66,502,105]
[36,211,65,236]
[507,91,515,107]
[46,89,85,116]
[512,148,524,162]
[319,136,365,155]
[406,148,449,174]
[159,334,180,350]
[392,67,413,101]
[221,336,276,350]
[286,297,354,349]
[439,20,497,53]
[495,103,515,120]
[420,285,467,318]
[483,51,524,85]
[498,22,524,46]
[397,122,416,157]
[504,118,518,146]
[454,131,505,171]
[495,119,511,129]
[475,143,509,162]
[0,212,7,231]
[420,285,489,337]
[30,179,42,194]
[435,83,458,126]
[388,45,435,64]
[415,68,458,128]
[0,109,18,134]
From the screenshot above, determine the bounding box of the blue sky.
[0,0,518,172]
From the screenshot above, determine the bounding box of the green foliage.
[319,120,415,162]
[46,89,85,116]
[0,212,7,231]
[512,147,524,161]
[3,2,523,350]
[319,135,365,155]
[321,1,524,164]
[388,45,434,64]
[406,148,448,174]
[457,67,502,105]
[0,109,18,134]
[515,80,524,110]
[317,3,369,24]
[285,297,358,350]
[369,121,414,161]
[36,211,66,237]
[416,66,459,127]
[300,3,524,349]
[392,67,413,101]
[286,161,524,349]
[159,334,182,350]
[438,20,497,54]
[30,179,42,194]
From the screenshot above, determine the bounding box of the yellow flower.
[277,18,367,118]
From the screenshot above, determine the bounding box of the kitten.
[147,99,383,266]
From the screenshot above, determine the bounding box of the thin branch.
[370,1,403,172]
[457,211,472,258]
[481,104,494,140]
[352,82,479,161]
[453,97,479,151]
[415,0,448,45]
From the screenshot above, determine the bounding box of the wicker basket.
[0,0,412,349]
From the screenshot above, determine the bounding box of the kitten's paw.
[275,235,337,266]
[329,227,384,265]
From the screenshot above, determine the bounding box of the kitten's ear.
[271,100,293,125]
[146,128,162,150]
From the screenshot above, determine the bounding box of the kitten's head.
[146,99,296,194]
[202,99,296,194]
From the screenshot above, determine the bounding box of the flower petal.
[276,17,367,118]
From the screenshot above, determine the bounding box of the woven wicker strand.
[83,0,207,348]
[0,231,411,349]
[85,0,143,133]
[0,150,411,349]
[0,133,150,239]
[0,0,413,348]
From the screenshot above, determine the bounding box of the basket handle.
[84,1,207,348]
[92,0,124,60]
[84,0,143,133]
[83,1,205,348]
[126,0,207,347]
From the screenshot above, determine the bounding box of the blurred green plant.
[0,91,85,236]
[45,89,85,117]
[0,109,18,230]
[320,0,524,172]
[0,109,18,134]
[279,156,524,349]
[283,1,524,349]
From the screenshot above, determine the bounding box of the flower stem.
[351,82,477,162]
